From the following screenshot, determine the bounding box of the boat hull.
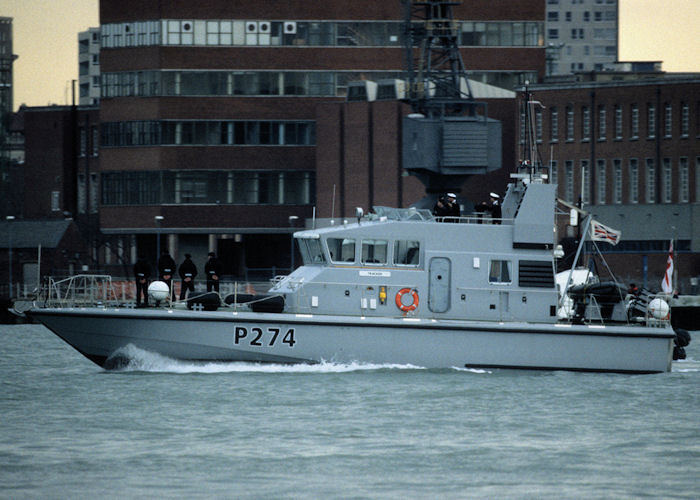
[28,307,674,374]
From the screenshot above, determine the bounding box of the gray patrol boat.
[28,169,678,373]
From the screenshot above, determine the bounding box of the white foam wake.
[106,344,432,374]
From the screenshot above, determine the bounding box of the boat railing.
[35,275,276,309]
[434,214,511,225]
[41,275,122,308]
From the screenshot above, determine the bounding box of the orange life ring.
[396,288,419,312]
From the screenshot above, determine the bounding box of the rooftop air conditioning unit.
[182,21,193,32]
[377,79,407,100]
[346,80,378,102]
[284,21,297,34]
[246,21,258,33]
[259,21,271,34]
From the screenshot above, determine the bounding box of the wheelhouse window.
[361,239,388,265]
[489,260,512,284]
[298,238,326,265]
[327,238,356,263]
[394,240,420,266]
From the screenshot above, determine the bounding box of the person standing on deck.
[489,192,501,224]
[157,250,177,301]
[205,252,223,293]
[133,256,151,307]
[178,253,198,300]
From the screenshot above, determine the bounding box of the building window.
[630,104,639,139]
[613,159,622,204]
[679,157,689,203]
[535,108,543,143]
[614,105,622,139]
[662,158,672,203]
[565,160,574,202]
[647,104,656,139]
[566,106,574,141]
[664,103,672,138]
[90,173,99,214]
[550,107,558,142]
[550,160,558,187]
[629,159,638,204]
[547,12,559,22]
[92,126,99,156]
[646,158,656,203]
[581,106,590,141]
[597,159,606,205]
[51,191,60,212]
[79,128,87,157]
[548,28,559,39]
[598,106,606,140]
[581,160,590,204]
[681,102,689,137]
[78,174,86,214]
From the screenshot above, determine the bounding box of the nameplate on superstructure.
[359,270,391,277]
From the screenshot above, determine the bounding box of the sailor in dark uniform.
[205,252,223,293]
[178,253,198,300]
[489,192,501,224]
[133,256,151,307]
[157,250,177,301]
[446,193,460,220]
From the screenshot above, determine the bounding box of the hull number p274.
[234,326,297,347]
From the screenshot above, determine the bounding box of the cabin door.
[428,257,451,313]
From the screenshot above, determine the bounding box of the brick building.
[95,0,545,279]
[525,75,700,291]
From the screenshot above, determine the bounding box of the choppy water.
[1,324,698,499]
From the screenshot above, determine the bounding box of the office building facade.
[79,28,102,106]
[545,0,618,75]
[94,0,545,278]
[525,76,700,290]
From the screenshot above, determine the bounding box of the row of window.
[100,69,537,99]
[102,70,400,98]
[307,238,422,268]
[101,170,315,206]
[552,156,696,205]
[547,10,617,23]
[101,20,543,49]
[301,236,518,285]
[100,120,316,147]
[547,0,616,4]
[522,101,696,143]
[547,27,616,40]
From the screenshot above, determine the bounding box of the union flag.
[589,220,621,245]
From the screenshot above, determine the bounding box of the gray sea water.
[1,324,698,499]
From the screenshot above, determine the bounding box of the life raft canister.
[396,288,419,312]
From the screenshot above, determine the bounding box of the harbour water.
[1,324,698,499]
